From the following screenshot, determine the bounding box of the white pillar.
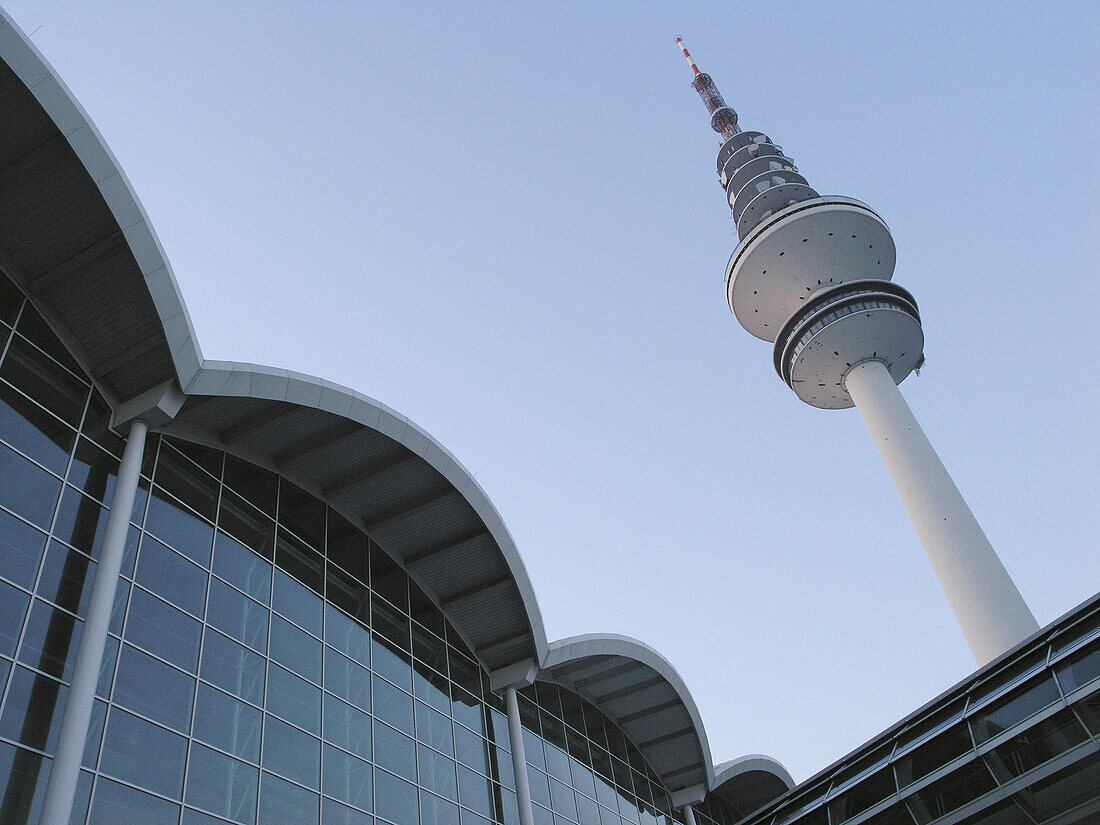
[505,686,536,825]
[844,360,1037,665]
[39,420,148,825]
[683,804,699,825]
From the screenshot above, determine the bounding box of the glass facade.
[736,602,1100,825]
[0,273,711,825]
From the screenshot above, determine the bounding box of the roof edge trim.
[712,754,795,793]
[184,359,548,664]
[542,633,714,792]
[0,7,203,390]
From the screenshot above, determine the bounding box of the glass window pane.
[80,391,121,458]
[371,633,412,695]
[326,509,369,583]
[322,797,373,825]
[163,437,223,479]
[323,743,373,811]
[0,666,66,751]
[325,648,371,711]
[414,661,451,715]
[212,531,271,603]
[207,577,268,653]
[374,673,414,734]
[266,662,320,734]
[273,568,322,637]
[125,587,201,671]
[37,540,94,615]
[550,777,578,820]
[135,535,207,617]
[0,336,87,426]
[200,629,266,706]
[325,602,370,664]
[0,740,49,825]
[274,528,323,596]
[258,772,318,825]
[894,723,973,786]
[912,762,996,820]
[193,683,263,762]
[1055,641,1100,694]
[455,725,489,775]
[969,675,1060,743]
[145,487,214,566]
[0,579,31,656]
[0,379,74,474]
[1011,750,1100,820]
[370,549,408,613]
[0,507,47,589]
[18,598,82,680]
[67,437,118,504]
[418,743,458,800]
[52,486,108,558]
[323,693,372,760]
[155,445,219,521]
[452,688,484,739]
[372,593,410,653]
[100,708,187,798]
[262,715,319,788]
[87,777,180,825]
[326,563,369,624]
[276,480,325,551]
[223,455,277,518]
[112,644,195,733]
[185,743,258,825]
[422,790,461,825]
[0,441,62,528]
[374,768,418,825]
[417,700,455,757]
[985,708,1089,782]
[217,490,274,563]
[270,614,320,683]
[374,720,417,781]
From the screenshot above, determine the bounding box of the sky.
[6,0,1099,784]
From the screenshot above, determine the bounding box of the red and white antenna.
[675,37,740,140]
[676,36,700,76]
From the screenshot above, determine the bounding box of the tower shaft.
[844,361,1038,664]
[678,39,1038,665]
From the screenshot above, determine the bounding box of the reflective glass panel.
[18,598,82,680]
[200,629,267,706]
[375,768,418,825]
[124,587,201,671]
[0,442,62,528]
[262,715,320,788]
[0,379,74,474]
[0,507,47,589]
[212,531,272,603]
[323,693,372,760]
[36,540,94,615]
[207,577,268,653]
[135,535,207,617]
[259,771,318,825]
[100,708,187,797]
[273,568,322,637]
[87,777,180,825]
[323,742,374,811]
[193,683,263,762]
[185,743,258,825]
[112,644,195,733]
[266,662,320,734]
[270,614,321,683]
[0,666,66,751]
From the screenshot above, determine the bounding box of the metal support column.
[505,685,536,825]
[39,420,149,825]
[683,804,699,825]
[844,360,1038,665]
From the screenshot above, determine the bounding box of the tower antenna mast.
[676,39,1038,666]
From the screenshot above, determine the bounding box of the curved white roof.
[0,7,793,816]
[712,756,794,817]
[542,634,713,804]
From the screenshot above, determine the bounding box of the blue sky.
[7,1,1099,782]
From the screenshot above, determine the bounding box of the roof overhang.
[712,755,794,817]
[541,634,713,804]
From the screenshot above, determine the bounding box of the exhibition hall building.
[0,9,1098,825]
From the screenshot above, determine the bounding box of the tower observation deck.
[676,38,1038,666]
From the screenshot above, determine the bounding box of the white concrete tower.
[676,38,1038,666]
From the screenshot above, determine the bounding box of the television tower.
[676,38,1038,666]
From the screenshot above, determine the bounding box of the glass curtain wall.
[0,272,693,825]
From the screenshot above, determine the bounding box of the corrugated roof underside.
[174,395,534,672]
[0,61,175,400]
[548,655,707,795]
